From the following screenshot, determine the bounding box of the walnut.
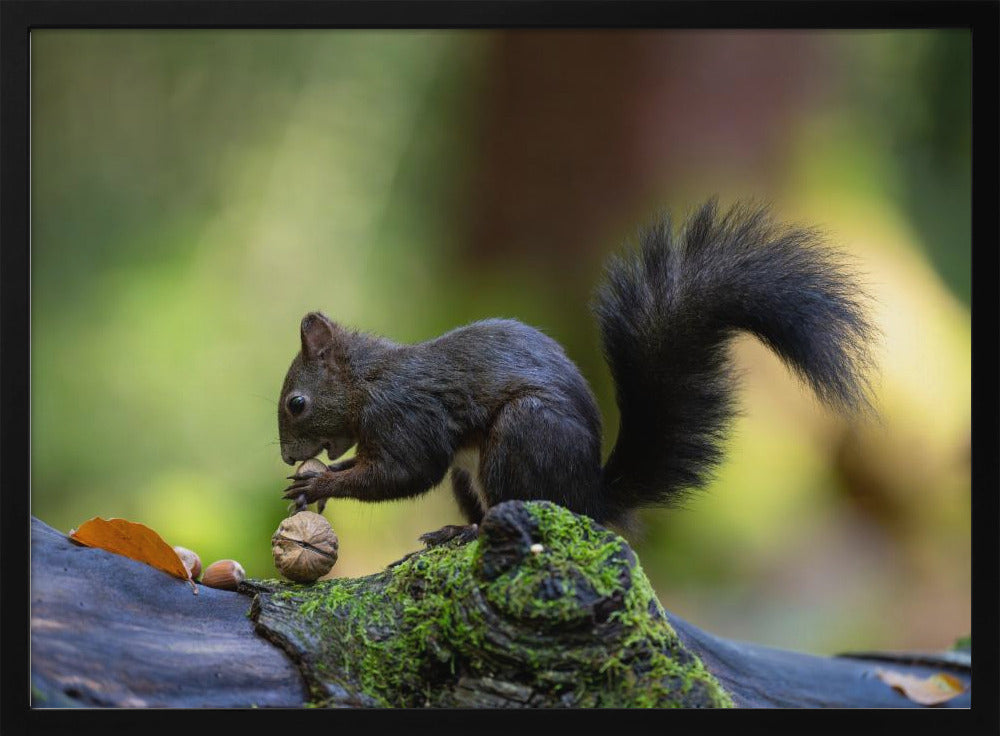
[272,511,339,583]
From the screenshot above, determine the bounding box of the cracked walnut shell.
[272,511,339,582]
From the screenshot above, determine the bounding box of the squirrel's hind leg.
[480,396,605,520]
[416,469,482,549]
[450,467,486,525]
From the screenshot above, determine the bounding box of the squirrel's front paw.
[282,469,337,513]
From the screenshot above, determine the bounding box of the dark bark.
[667,613,970,708]
[29,516,307,708]
[29,505,970,709]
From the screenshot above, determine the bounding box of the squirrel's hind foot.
[419,523,480,548]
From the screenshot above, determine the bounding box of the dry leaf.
[69,517,197,594]
[876,668,966,705]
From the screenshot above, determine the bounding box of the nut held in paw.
[297,458,328,476]
[272,511,339,582]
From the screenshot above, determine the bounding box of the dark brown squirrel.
[278,199,876,542]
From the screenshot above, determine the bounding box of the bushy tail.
[593,199,876,522]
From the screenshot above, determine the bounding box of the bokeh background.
[31,30,971,655]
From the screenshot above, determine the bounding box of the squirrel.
[278,199,876,542]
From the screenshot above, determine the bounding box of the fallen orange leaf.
[876,668,966,705]
[69,517,197,594]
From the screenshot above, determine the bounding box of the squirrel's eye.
[287,395,307,416]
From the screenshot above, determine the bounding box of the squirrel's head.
[278,311,357,466]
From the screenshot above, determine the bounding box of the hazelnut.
[297,458,329,476]
[202,559,246,590]
[272,511,339,583]
[173,546,202,579]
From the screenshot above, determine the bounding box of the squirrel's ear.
[300,311,339,362]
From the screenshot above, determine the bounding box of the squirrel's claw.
[282,470,335,511]
[282,479,311,498]
[286,493,325,515]
[286,468,321,482]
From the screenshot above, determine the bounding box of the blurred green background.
[31,30,970,655]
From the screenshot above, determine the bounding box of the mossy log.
[29,502,971,708]
[246,500,729,707]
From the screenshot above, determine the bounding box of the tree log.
[29,502,970,708]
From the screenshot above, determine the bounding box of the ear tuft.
[300,311,337,361]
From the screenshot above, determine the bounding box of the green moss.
[252,501,733,708]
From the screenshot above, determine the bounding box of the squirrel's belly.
[452,446,488,511]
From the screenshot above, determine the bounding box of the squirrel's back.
[420,317,602,435]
